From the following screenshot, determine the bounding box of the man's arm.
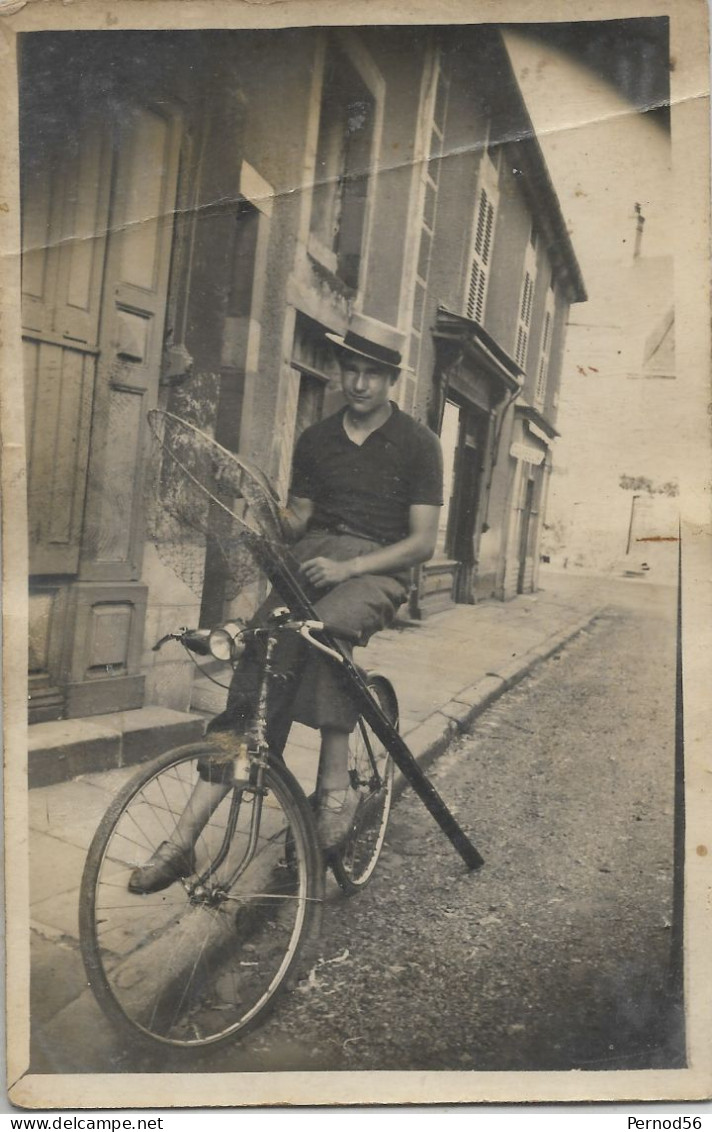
[301,504,440,589]
[279,494,314,542]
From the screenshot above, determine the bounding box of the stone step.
[28,706,206,789]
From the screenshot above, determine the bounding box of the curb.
[392,606,602,796]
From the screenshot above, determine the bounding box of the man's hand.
[301,556,356,589]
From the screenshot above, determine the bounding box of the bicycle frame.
[350,717,384,793]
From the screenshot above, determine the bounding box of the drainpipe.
[481,380,522,529]
[626,493,640,555]
[633,203,645,259]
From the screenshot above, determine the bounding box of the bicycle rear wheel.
[80,742,322,1049]
[330,675,397,894]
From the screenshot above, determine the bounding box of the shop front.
[416,308,522,614]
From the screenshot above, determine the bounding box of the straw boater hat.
[326,312,408,373]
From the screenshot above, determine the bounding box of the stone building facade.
[20,26,585,726]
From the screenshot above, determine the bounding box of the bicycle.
[79,610,397,1048]
[79,409,483,1051]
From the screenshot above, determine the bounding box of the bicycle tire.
[79,741,323,1049]
[330,674,398,894]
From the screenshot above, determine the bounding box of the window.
[402,47,449,384]
[310,45,376,290]
[295,372,326,438]
[290,314,336,441]
[465,132,499,325]
[514,238,537,371]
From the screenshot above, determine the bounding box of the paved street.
[25,574,682,1078]
[184,576,680,1074]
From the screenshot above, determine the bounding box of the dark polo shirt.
[290,402,443,546]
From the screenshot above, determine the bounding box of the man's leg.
[129,604,306,894]
[316,726,360,850]
[319,727,351,792]
[162,775,233,853]
[128,766,234,895]
[296,570,406,849]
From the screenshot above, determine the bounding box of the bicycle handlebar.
[152,619,359,660]
[152,618,483,867]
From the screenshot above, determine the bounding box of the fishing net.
[145,410,285,603]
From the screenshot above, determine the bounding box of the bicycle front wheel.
[330,674,397,894]
[79,742,323,1049]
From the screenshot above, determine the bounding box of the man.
[129,313,443,894]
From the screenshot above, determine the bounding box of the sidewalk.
[26,577,603,1069]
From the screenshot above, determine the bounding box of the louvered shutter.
[467,258,486,323]
[535,304,554,405]
[515,231,538,373]
[515,271,534,368]
[466,180,497,323]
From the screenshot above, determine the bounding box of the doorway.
[23,93,182,719]
[438,397,487,603]
[517,474,536,594]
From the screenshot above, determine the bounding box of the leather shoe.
[128,841,196,894]
[317,787,360,851]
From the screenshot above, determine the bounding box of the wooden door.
[517,475,535,594]
[81,105,183,582]
[23,120,112,576]
[436,398,460,557]
[446,406,486,601]
[24,100,182,719]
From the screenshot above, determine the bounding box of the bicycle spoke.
[222,892,318,903]
[95,898,189,910]
[154,772,185,846]
[118,799,169,857]
[165,926,213,1037]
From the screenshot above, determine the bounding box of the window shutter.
[515,232,537,373]
[515,271,534,368]
[467,257,486,323]
[535,355,547,402]
[515,324,528,369]
[535,304,554,405]
[481,194,494,266]
[465,177,497,324]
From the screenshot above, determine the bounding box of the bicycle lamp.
[208,621,245,662]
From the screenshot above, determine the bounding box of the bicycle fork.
[188,632,281,900]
